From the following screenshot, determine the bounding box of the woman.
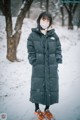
[27,11,62,120]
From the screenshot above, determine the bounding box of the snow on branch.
[17,1,26,16]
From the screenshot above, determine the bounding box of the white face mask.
[40,23,49,29]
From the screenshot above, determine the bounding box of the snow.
[0,16,80,120]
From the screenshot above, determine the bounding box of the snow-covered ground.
[0,16,80,120]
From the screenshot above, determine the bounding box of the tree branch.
[14,0,34,32]
[73,3,78,13]
[63,3,70,13]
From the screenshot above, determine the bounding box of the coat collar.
[31,27,55,36]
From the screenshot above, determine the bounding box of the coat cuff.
[28,57,36,65]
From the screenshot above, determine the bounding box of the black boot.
[35,103,39,112]
[44,105,50,111]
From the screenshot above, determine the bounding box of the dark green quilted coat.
[27,28,62,105]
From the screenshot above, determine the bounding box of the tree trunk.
[7,37,16,61]
[3,0,33,62]
[46,0,49,12]
[68,13,73,29]
[60,6,64,26]
[13,0,33,62]
[0,0,4,14]
[3,0,16,61]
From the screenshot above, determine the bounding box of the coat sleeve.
[27,33,36,65]
[55,36,62,64]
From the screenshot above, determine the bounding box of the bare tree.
[63,3,78,29]
[1,0,34,62]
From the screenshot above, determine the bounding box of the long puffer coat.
[27,28,62,105]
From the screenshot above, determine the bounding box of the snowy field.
[0,16,80,120]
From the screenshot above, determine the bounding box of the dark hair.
[37,11,53,29]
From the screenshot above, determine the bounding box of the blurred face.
[40,16,50,29]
